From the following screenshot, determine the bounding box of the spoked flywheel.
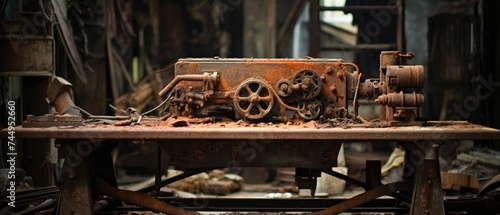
[234,79,275,120]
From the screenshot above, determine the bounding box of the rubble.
[169,170,243,195]
[443,148,500,191]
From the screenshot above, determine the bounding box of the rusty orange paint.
[173,58,351,109]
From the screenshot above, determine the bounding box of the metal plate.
[163,139,341,170]
[0,36,53,76]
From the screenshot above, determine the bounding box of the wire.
[71,105,93,117]
[141,91,173,116]
[73,90,172,119]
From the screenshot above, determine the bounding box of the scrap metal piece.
[46,76,80,115]
[23,114,83,128]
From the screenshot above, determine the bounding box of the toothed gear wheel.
[297,99,322,120]
[292,69,322,100]
[234,79,275,120]
[275,79,293,97]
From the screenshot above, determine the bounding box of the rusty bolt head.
[325,66,333,74]
[337,71,344,79]
[329,84,337,94]
[46,76,73,104]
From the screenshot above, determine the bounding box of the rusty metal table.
[4,120,500,214]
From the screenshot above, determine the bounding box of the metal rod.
[321,43,398,51]
[88,115,129,120]
[310,182,408,215]
[161,198,405,212]
[323,169,366,188]
[158,74,208,97]
[155,143,161,198]
[138,168,212,193]
[319,5,398,11]
[93,178,200,215]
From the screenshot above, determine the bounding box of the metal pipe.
[341,62,360,75]
[159,73,218,97]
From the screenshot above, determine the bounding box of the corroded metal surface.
[3,121,500,140]
[0,37,53,76]
[164,139,341,170]
[159,52,426,124]
[166,58,356,120]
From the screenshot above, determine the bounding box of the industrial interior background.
[0,0,500,214]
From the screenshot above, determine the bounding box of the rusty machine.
[3,51,500,215]
[159,51,423,123]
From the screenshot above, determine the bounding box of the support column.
[56,141,94,215]
[308,0,320,57]
[407,141,444,215]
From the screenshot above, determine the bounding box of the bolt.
[427,180,432,184]
[181,153,188,160]
[303,77,311,85]
[329,84,337,94]
[249,94,259,103]
[337,71,344,79]
[325,66,333,74]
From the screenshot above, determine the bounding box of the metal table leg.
[407,141,445,215]
[56,140,94,215]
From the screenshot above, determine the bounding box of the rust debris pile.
[169,170,243,195]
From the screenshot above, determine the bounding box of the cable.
[141,91,173,116]
[73,91,172,119]
[71,105,93,117]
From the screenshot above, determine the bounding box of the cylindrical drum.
[386,65,425,88]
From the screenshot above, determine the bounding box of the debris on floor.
[0,168,33,192]
[263,192,293,198]
[443,147,500,192]
[169,170,243,195]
